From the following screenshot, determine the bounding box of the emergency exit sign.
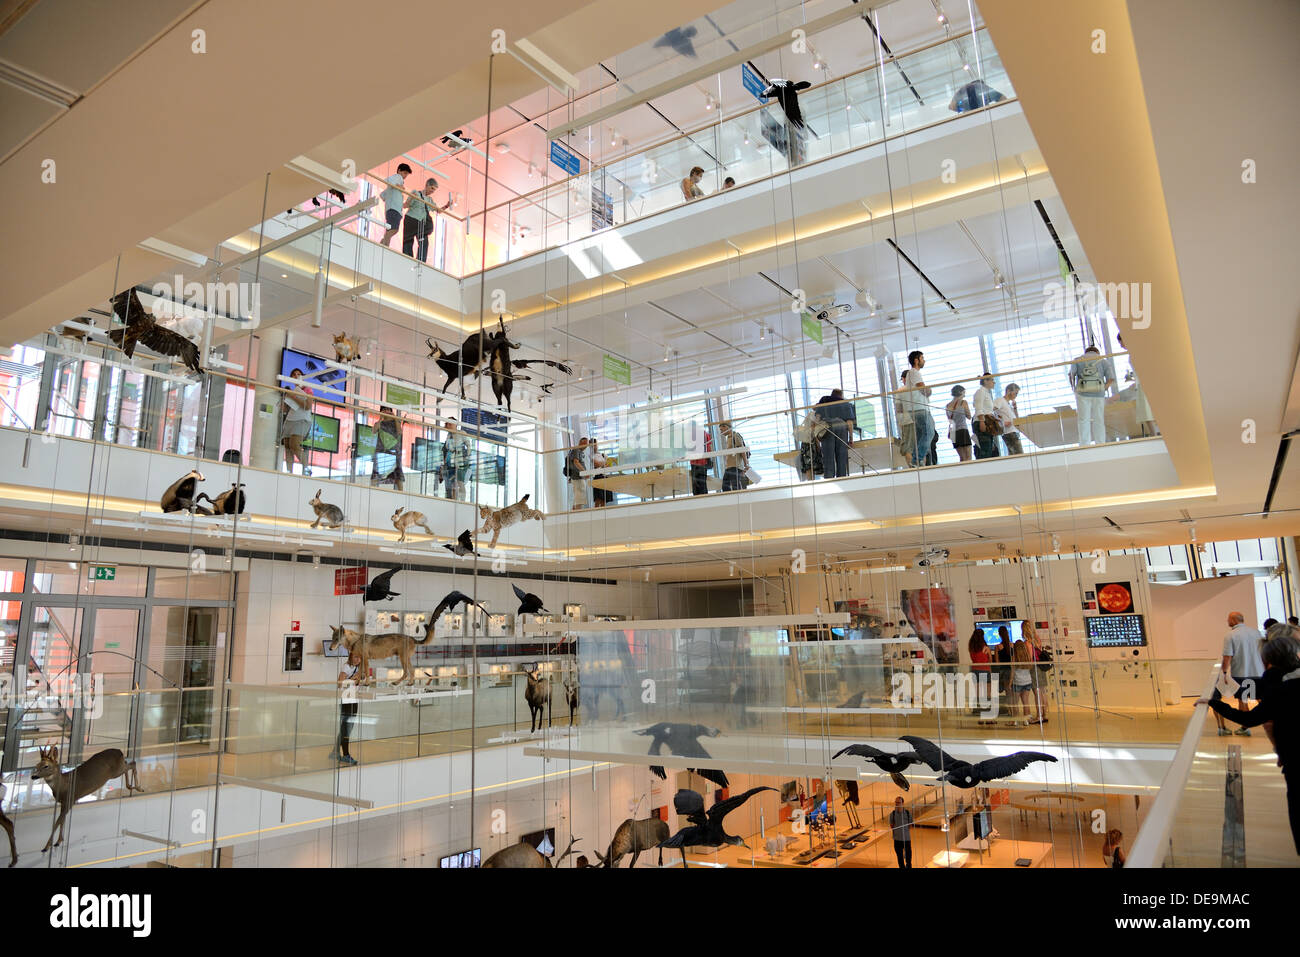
[91,566,116,581]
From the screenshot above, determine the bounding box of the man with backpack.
[1068,344,1116,446]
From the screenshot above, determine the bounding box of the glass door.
[16,605,83,771]
[77,607,143,760]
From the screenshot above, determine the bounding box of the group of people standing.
[944,373,1022,462]
[796,389,857,480]
[967,622,1053,726]
[379,163,452,263]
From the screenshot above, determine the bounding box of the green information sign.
[385,382,421,409]
[91,566,116,581]
[801,314,824,344]
[603,354,631,385]
[105,642,120,649]
[852,399,878,436]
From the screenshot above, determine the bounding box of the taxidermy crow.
[440,130,472,148]
[635,723,729,788]
[194,483,245,516]
[511,583,549,615]
[160,469,207,514]
[838,690,868,709]
[363,567,401,602]
[442,529,478,557]
[762,79,815,135]
[431,589,489,622]
[832,743,923,791]
[901,735,1057,788]
[653,25,698,58]
[107,289,204,376]
[659,786,775,867]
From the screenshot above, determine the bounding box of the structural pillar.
[249,326,286,470]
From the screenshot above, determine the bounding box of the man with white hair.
[1213,611,1265,736]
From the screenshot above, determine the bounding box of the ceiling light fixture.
[704,93,715,111]
[758,322,767,341]
[962,62,972,72]
[611,130,619,147]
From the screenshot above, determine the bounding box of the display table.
[774,435,910,475]
[1014,398,1138,448]
[926,838,1052,868]
[591,468,720,500]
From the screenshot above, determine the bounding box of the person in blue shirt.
[379,163,412,246]
[819,388,857,479]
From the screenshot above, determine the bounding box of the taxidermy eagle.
[107,289,204,375]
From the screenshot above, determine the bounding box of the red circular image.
[1098,583,1133,614]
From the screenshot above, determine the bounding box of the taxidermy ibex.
[32,746,138,852]
[524,669,551,733]
[594,816,670,868]
[481,833,579,868]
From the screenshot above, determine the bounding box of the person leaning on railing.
[718,420,749,491]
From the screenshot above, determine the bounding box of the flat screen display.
[303,413,340,453]
[439,848,481,868]
[520,827,556,856]
[1085,613,1147,648]
[413,437,443,472]
[976,620,1024,647]
[354,423,376,459]
[280,347,347,395]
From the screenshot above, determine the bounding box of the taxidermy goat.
[195,483,245,515]
[524,669,551,733]
[481,834,578,869]
[160,469,208,514]
[332,332,360,362]
[595,816,669,868]
[391,507,434,543]
[33,746,138,853]
[308,489,345,528]
[477,493,544,548]
[107,288,204,376]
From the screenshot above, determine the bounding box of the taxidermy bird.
[511,583,550,615]
[194,483,245,516]
[901,735,1057,789]
[107,289,204,375]
[832,743,923,791]
[838,690,868,709]
[653,25,698,58]
[762,79,815,134]
[659,786,776,867]
[440,130,473,149]
[363,567,401,603]
[431,589,489,622]
[442,529,478,557]
[635,723,728,788]
[160,469,207,514]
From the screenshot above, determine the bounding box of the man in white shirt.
[380,162,412,247]
[1212,611,1265,736]
[903,351,934,467]
[972,373,1000,459]
[1068,345,1116,446]
[994,382,1023,455]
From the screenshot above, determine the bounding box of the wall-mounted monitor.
[280,347,347,394]
[439,848,480,868]
[975,620,1025,647]
[412,437,443,472]
[1085,613,1147,648]
[354,423,377,459]
[303,413,340,453]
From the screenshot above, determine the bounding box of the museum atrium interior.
[0,0,1296,870]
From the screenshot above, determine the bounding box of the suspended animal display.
[391,508,434,543]
[635,723,729,789]
[478,494,544,549]
[524,668,551,733]
[659,786,775,867]
[308,489,345,529]
[33,746,138,852]
[832,743,924,790]
[901,735,1058,788]
[595,816,669,868]
[195,483,245,516]
[0,782,15,867]
[106,289,204,375]
[160,469,206,514]
[363,567,401,602]
[442,529,477,557]
[483,328,573,412]
[332,332,361,362]
[329,618,434,686]
[426,316,517,398]
[431,589,488,622]
[481,834,578,869]
[511,583,549,616]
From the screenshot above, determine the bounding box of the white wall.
[1147,574,1257,695]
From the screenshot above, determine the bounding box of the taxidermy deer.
[309,489,345,529]
[477,494,544,548]
[332,332,361,362]
[524,669,551,733]
[564,676,579,726]
[481,833,579,868]
[391,507,434,542]
[160,469,208,514]
[594,816,670,868]
[32,746,138,852]
[0,782,16,867]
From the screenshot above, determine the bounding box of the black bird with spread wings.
[635,723,728,789]
[832,743,924,791]
[363,567,401,603]
[442,529,478,557]
[107,289,204,375]
[901,735,1058,789]
[762,78,814,134]
[431,589,489,622]
[653,26,698,58]
[512,583,550,615]
[659,786,775,866]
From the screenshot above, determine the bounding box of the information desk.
[1014,399,1138,448]
[590,467,721,500]
[774,435,909,474]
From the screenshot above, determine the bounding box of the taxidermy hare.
[309,489,345,529]
[392,507,435,543]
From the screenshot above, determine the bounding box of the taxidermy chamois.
[332,332,361,362]
[524,669,551,733]
[32,746,138,852]
[195,483,245,515]
[160,469,208,514]
[481,833,579,868]
[595,816,670,868]
[485,338,573,412]
[107,288,204,375]
[0,782,16,867]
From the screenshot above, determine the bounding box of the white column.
[249,327,286,470]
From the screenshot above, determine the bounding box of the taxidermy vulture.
[635,722,729,789]
[195,483,246,516]
[107,289,204,376]
[364,567,401,602]
[160,469,206,513]
[431,589,489,622]
[901,735,1057,788]
[332,332,361,362]
[511,583,549,615]
[762,79,815,134]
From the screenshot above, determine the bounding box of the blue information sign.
[742,63,767,102]
[549,140,580,176]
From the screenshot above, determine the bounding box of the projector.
[809,303,853,323]
[913,547,950,568]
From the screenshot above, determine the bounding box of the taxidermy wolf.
[329,618,434,685]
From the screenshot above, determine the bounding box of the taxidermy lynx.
[477,494,544,548]
[333,332,360,362]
